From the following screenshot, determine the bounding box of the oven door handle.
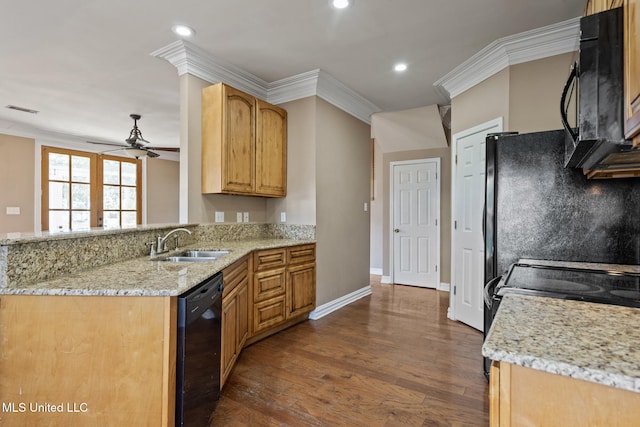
[483,275,503,310]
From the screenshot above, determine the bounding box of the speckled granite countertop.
[0,238,314,297]
[483,294,640,393]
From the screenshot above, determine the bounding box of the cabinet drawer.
[253,248,286,271]
[287,244,316,266]
[222,256,249,298]
[253,267,286,302]
[253,295,286,334]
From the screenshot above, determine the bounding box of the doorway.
[390,159,440,288]
[449,118,502,331]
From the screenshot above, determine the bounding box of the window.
[42,147,141,231]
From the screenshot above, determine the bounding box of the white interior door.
[392,159,440,288]
[450,118,502,331]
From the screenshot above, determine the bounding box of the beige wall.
[266,96,317,225]
[0,134,35,233]
[451,68,510,136]
[381,148,452,284]
[146,159,180,224]
[180,74,267,224]
[315,98,371,306]
[370,138,384,270]
[509,52,575,132]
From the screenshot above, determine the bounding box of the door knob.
[394,228,400,233]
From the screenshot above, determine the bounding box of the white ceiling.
[0,0,585,150]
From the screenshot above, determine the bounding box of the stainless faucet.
[151,228,192,256]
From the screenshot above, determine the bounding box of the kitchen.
[1,0,639,425]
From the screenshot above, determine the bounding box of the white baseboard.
[308,285,373,320]
[369,268,383,275]
[438,282,450,292]
[381,276,392,284]
[447,306,455,320]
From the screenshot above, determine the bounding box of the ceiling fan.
[87,114,179,158]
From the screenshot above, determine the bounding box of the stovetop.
[495,262,640,308]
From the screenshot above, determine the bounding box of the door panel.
[392,160,440,288]
[451,118,501,331]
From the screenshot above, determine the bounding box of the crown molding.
[151,41,380,124]
[434,16,580,100]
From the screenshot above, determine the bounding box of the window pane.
[103,160,120,185]
[103,211,120,228]
[71,211,90,230]
[49,211,69,232]
[72,156,91,183]
[49,182,69,209]
[49,153,69,181]
[122,187,137,210]
[72,183,91,209]
[121,212,137,228]
[103,186,120,210]
[121,162,137,186]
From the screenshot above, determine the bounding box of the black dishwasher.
[176,272,223,427]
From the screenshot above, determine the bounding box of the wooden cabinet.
[202,82,287,197]
[250,244,316,336]
[286,244,316,319]
[256,99,287,196]
[490,361,640,426]
[585,0,623,15]
[221,255,250,388]
[624,0,640,145]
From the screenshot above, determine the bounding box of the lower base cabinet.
[221,255,249,388]
[490,361,640,426]
[220,244,316,389]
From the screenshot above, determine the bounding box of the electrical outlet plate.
[236,212,243,223]
[243,212,249,222]
[280,212,286,222]
[6,207,20,215]
[215,211,224,223]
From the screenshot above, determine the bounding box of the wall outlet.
[215,211,225,223]
[243,212,249,222]
[236,212,243,223]
[280,212,286,223]
[6,207,20,215]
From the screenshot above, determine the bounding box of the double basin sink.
[156,249,229,263]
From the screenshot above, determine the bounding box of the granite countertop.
[483,294,640,393]
[0,238,314,297]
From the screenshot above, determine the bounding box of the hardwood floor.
[210,277,489,426]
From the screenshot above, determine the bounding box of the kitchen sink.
[155,249,229,263]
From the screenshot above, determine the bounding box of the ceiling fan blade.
[147,146,180,152]
[86,140,127,148]
[146,150,160,158]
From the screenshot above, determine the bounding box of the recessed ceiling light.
[172,25,195,37]
[331,0,352,9]
[394,63,408,72]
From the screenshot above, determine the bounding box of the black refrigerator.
[482,129,640,376]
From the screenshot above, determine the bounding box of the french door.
[42,147,141,231]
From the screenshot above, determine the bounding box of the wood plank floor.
[210,277,489,426]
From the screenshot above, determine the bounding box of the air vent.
[5,105,39,114]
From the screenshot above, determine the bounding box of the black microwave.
[560,7,640,172]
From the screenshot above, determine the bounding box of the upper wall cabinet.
[624,0,640,146]
[584,0,623,15]
[201,83,287,197]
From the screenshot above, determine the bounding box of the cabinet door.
[253,267,286,302]
[236,281,249,350]
[255,99,287,197]
[221,295,238,385]
[625,0,640,145]
[286,262,316,318]
[222,84,255,193]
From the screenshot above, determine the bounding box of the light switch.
[236,212,243,223]
[364,202,368,212]
[215,211,224,223]
[280,212,286,223]
[6,207,20,215]
[243,212,249,222]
